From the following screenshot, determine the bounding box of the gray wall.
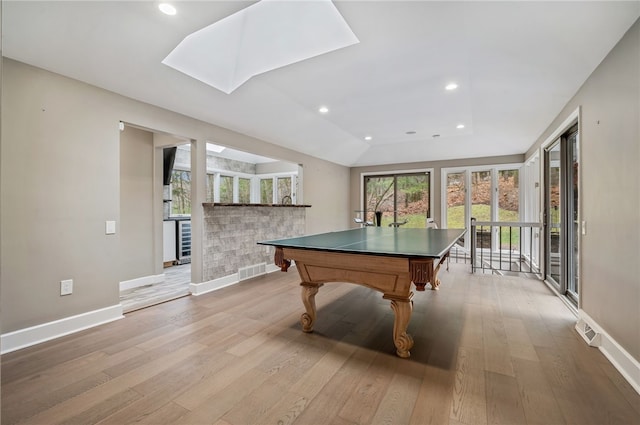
[119,126,155,283]
[525,20,639,362]
[0,58,350,333]
[350,154,525,227]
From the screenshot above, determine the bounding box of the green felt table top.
[258,227,466,259]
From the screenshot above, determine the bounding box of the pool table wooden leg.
[300,283,322,332]
[385,295,414,358]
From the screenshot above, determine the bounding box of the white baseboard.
[119,273,165,291]
[576,309,640,395]
[1,304,124,354]
[190,274,238,296]
[265,264,280,274]
[190,264,281,296]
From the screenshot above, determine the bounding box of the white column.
[190,139,207,283]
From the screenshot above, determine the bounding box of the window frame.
[440,163,524,251]
[359,168,434,226]
[207,168,298,204]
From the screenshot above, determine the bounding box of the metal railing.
[470,218,542,276]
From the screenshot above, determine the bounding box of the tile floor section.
[119,264,191,313]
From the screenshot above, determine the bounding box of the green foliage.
[446,205,520,246]
[239,178,251,203]
[260,179,273,204]
[171,170,191,215]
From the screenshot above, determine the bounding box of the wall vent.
[576,319,601,347]
[238,263,267,281]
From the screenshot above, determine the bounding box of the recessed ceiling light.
[318,106,329,114]
[456,124,465,129]
[405,131,416,135]
[158,3,177,15]
[445,83,458,91]
[364,136,372,141]
[432,134,440,138]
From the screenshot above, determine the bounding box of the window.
[206,174,215,203]
[238,178,251,203]
[277,177,292,203]
[363,171,431,227]
[202,172,296,204]
[219,175,234,203]
[260,178,273,204]
[171,169,191,215]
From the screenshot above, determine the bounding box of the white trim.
[540,106,580,150]
[575,310,640,395]
[542,278,579,317]
[1,305,124,354]
[119,273,165,291]
[360,167,435,177]
[190,264,280,296]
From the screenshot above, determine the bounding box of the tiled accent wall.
[175,146,257,174]
[207,156,256,174]
[203,205,307,281]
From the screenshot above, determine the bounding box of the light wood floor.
[3,264,639,425]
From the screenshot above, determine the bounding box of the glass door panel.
[364,173,431,227]
[446,172,466,243]
[364,176,394,226]
[471,171,491,249]
[471,171,492,221]
[498,169,520,250]
[567,129,579,301]
[395,174,430,228]
[545,142,562,287]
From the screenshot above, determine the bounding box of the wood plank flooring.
[2,264,639,425]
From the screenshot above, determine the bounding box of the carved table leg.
[274,247,291,272]
[384,295,414,358]
[300,283,322,333]
[409,258,434,291]
[431,255,449,290]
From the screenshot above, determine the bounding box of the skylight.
[162,0,359,94]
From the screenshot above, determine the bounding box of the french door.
[544,124,579,304]
[443,166,521,250]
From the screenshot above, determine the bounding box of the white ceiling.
[3,1,639,167]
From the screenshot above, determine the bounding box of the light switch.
[581,220,587,235]
[61,279,73,296]
[106,220,116,235]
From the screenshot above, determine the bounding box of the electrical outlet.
[61,279,73,296]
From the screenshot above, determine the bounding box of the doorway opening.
[119,129,192,313]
